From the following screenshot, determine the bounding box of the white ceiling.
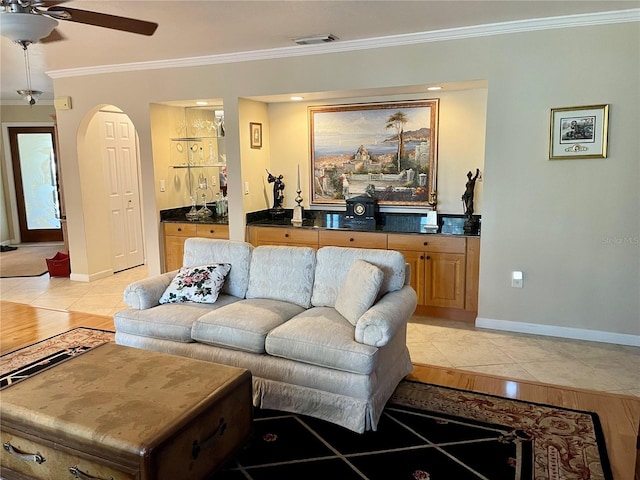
[1,0,638,104]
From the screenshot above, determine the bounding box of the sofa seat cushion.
[114,294,241,342]
[265,307,378,375]
[192,298,305,353]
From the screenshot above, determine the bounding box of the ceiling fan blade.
[47,6,158,36]
[39,27,65,43]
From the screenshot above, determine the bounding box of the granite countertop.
[160,207,480,236]
[245,209,480,236]
[160,206,229,225]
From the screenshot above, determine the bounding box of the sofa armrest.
[123,270,177,309]
[354,285,418,347]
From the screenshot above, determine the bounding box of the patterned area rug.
[0,327,114,388]
[215,383,612,480]
[0,329,611,479]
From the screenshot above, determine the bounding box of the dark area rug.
[0,328,612,479]
[215,385,611,480]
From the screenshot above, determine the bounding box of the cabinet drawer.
[388,234,466,254]
[196,224,229,239]
[319,230,387,249]
[1,430,136,480]
[164,222,197,237]
[254,227,318,246]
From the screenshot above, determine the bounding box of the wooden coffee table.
[0,342,252,480]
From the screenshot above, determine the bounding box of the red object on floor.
[46,252,70,277]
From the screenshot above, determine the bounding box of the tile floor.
[1,262,638,397]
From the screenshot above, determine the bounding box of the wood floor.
[1,300,639,480]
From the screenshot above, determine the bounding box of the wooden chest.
[0,343,252,480]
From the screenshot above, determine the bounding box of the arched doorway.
[79,106,144,273]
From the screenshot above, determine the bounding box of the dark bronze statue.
[462,168,480,217]
[266,170,285,210]
[462,168,480,235]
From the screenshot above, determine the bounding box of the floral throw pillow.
[159,264,231,304]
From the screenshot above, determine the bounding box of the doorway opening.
[7,126,63,243]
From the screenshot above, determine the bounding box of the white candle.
[297,164,301,191]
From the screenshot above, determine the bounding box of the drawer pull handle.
[3,442,46,464]
[284,233,289,238]
[177,227,182,232]
[192,417,226,460]
[69,465,113,480]
[209,229,214,234]
[349,238,354,242]
[423,241,428,246]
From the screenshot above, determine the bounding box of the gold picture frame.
[250,122,262,149]
[309,99,439,207]
[549,104,609,159]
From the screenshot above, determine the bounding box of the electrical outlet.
[511,271,523,288]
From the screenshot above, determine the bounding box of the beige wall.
[49,21,639,340]
[267,88,487,213]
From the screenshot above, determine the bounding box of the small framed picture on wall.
[250,122,262,149]
[549,104,609,159]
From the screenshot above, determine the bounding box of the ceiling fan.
[0,0,158,45]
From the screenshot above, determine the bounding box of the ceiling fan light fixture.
[17,89,43,105]
[0,12,58,44]
[293,34,338,45]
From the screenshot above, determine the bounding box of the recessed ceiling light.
[290,96,304,101]
[196,101,208,105]
[293,34,338,45]
[427,86,442,91]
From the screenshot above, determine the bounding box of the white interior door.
[99,111,144,272]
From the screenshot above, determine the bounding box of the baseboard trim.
[70,269,114,283]
[476,317,640,347]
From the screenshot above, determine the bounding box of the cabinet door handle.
[420,255,424,260]
[69,466,113,480]
[3,442,46,464]
[426,256,431,260]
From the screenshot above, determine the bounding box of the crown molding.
[47,8,640,80]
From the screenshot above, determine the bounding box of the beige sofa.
[114,238,417,433]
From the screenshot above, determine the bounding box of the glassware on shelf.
[197,192,212,218]
[186,196,199,219]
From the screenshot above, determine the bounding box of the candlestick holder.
[292,188,303,227]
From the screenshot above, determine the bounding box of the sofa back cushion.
[182,238,253,298]
[246,245,317,308]
[311,246,406,307]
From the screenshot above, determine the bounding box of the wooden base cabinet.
[246,226,319,249]
[164,222,229,272]
[388,234,478,319]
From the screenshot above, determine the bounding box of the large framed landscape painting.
[310,99,439,208]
